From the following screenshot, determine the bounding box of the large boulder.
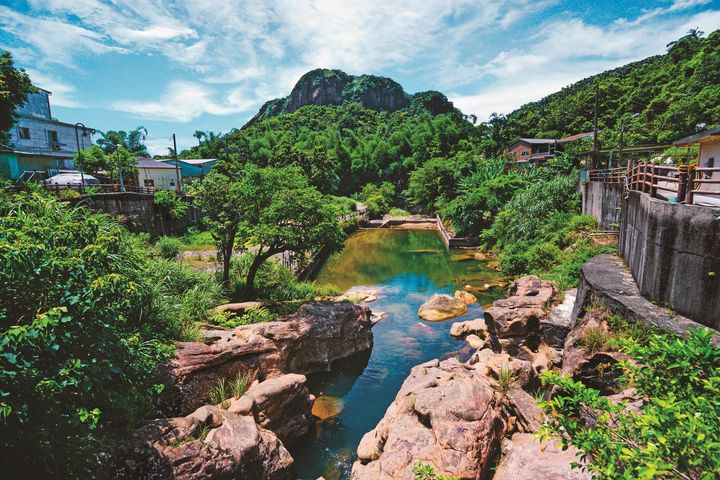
[418,294,468,321]
[449,318,488,338]
[541,289,576,349]
[493,433,592,480]
[238,373,314,444]
[157,301,372,416]
[110,405,294,480]
[483,276,556,342]
[454,290,477,304]
[350,358,506,480]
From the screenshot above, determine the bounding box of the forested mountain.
[505,28,720,145]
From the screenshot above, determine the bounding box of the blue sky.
[1,0,719,154]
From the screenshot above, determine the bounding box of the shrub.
[387,207,411,217]
[0,189,173,478]
[413,461,460,480]
[156,236,181,259]
[540,327,720,479]
[229,254,340,302]
[578,327,612,354]
[153,190,188,219]
[58,188,81,200]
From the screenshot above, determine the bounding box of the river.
[291,228,504,479]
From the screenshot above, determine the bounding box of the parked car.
[45,173,100,186]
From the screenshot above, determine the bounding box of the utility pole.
[172,133,182,194]
[116,144,126,192]
[592,84,600,169]
[74,122,87,193]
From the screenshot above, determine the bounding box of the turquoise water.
[291,229,503,479]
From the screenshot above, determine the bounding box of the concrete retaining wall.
[435,215,479,248]
[581,181,623,229]
[619,191,720,327]
[72,192,198,237]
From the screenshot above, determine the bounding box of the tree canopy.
[0,51,35,144]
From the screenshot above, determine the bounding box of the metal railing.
[43,183,157,195]
[587,164,720,205]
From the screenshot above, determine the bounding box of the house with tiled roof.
[507,131,594,164]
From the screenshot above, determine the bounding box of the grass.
[180,228,215,250]
[156,236,181,259]
[230,370,254,398]
[578,326,612,354]
[494,367,518,394]
[209,371,255,410]
[209,378,231,409]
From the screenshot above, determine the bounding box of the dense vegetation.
[505,29,720,146]
[541,312,720,479]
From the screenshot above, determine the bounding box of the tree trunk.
[244,247,278,299]
[221,230,236,286]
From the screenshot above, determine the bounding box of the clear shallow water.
[291,229,504,480]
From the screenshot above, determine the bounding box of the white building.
[2,89,95,180]
[136,158,181,190]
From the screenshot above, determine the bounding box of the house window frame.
[18,127,31,140]
[46,129,59,145]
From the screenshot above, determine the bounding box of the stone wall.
[73,192,198,237]
[619,191,720,327]
[581,181,623,229]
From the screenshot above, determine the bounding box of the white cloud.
[111,81,255,122]
[22,69,81,107]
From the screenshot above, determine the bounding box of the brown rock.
[470,349,536,390]
[493,433,592,480]
[485,306,545,338]
[465,334,486,349]
[504,388,543,433]
[350,359,505,480]
[242,373,314,443]
[449,318,488,338]
[418,294,468,321]
[157,301,373,416]
[110,406,294,480]
[454,290,478,304]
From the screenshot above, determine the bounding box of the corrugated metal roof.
[559,131,594,143]
[673,126,720,146]
[518,138,557,144]
[137,158,176,169]
[179,158,217,165]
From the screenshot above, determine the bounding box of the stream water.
[291,228,504,479]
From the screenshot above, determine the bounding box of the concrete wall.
[619,190,720,327]
[581,181,623,230]
[71,192,198,237]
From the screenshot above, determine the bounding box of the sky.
[1,0,719,155]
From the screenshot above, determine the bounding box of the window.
[18,127,30,140]
[47,130,59,145]
[522,150,529,156]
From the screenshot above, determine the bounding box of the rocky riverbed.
[351,275,635,480]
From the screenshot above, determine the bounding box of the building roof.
[137,158,176,169]
[516,138,557,145]
[559,131,594,143]
[179,158,217,165]
[673,126,720,146]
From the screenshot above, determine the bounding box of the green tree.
[96,126,149,157]
[195,172,243,285]
[234,165,345,298]
[74,145,137,183]
[0,51,35,144]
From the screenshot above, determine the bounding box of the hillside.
[505,29,720,145]
[246,68,462,126]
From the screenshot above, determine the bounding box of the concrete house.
[674,126,720,193]
[136,158,181,190]
[1,88,95,180]
[508,131,594,164]
[161,158,217,180]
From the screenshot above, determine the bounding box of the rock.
[449,318,488,338]
[504,388,543,433]
[344,287,379,303]
[454,290,477,304]
[241,373,313,444]
[485,306,545,338]
[213,301,264,314]
[111,405,294,480]
[517,343,558,377]
[312,396,344,421]
[157,301,373,416]
[493,433,592,480]
[370,311,385,324]
[350,359,505,480]
[561,312,628,395]
[507,275,557,304]
[542,289,576,348]
[470,349,536,390]
[465,334,486,349]
[418,294,468,321]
